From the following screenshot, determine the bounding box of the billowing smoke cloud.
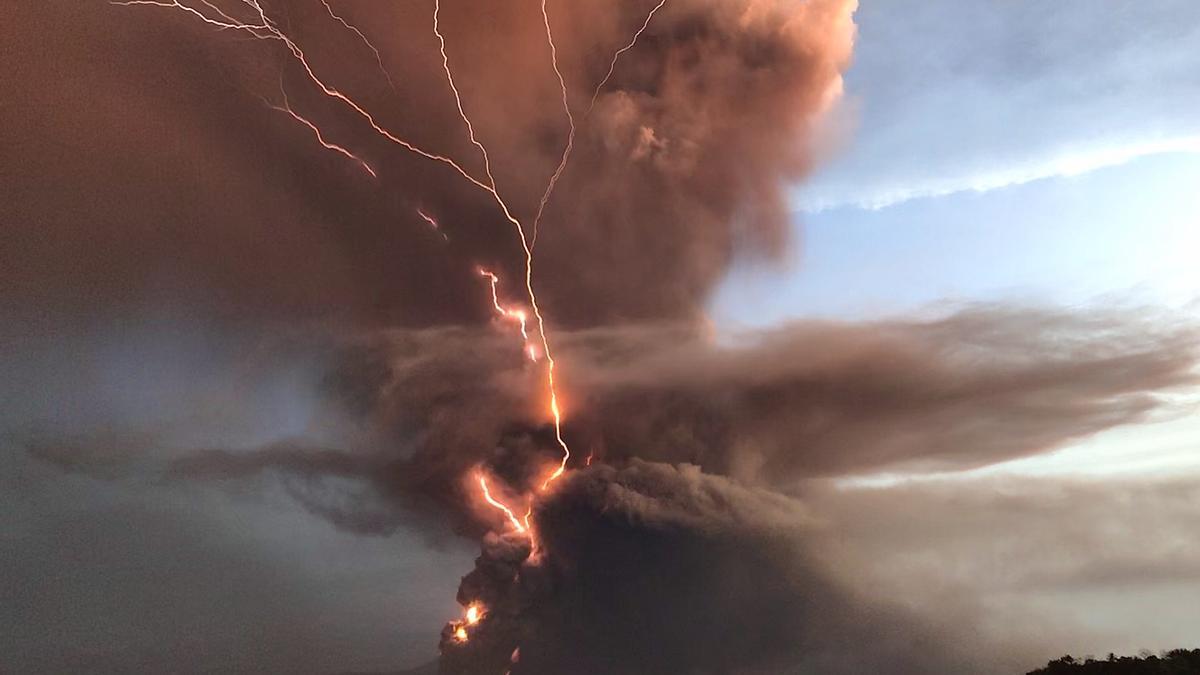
[157,309,1198,534]
[439,461,1004,674]
[5,0,1199,673]
[120,308,1189,672]
[3,0,853,330]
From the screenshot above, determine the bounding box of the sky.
[716,0,1200,478]
[719,0,1200,322]
[4,1,1200,673]
[716,0,1200,660]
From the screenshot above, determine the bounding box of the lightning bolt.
[431,0,572,491]
[196,0,250,25]
[416,207,449,240]
[117,1,659,663]
[478,473,527,534]
[267,89,376,178]
[529,0,577,247]
[118,0,507,194]
[432,0,502,193]
[480,269,534,351]
[587,0,668,115]
[530,0,668,247]
[113,0,273,35]
[121,0,578,533]
[318,0,397,91]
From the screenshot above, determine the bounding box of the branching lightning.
[529,0,577,247]
[432,0,502,194]
[531,0,668,246]
[430,0,572,491]
[116,1,675,662]
[114,0,273,35]
[267,90,376,177]
[318,0,396,91]
[115,0,496,192]
[480,269,537,357]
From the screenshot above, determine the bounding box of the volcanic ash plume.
[438,462,996,674]
[18,0,1200,672]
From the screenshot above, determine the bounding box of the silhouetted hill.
[1027,649,1200,674]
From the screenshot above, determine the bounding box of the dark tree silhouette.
[1027,649,1200,674]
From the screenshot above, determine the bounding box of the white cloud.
[800,136,1200,212]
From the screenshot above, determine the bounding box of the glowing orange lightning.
[416,208,449,240]
[479,473,526,534]
[123,0,576,515]
[431,1,572,490]
[116,1,649,661]
[480,269,541,361]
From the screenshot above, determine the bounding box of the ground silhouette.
[1028,649,1200,674]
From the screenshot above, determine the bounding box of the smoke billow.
[439,461,995,674]
[3,0,854,330]
[5,0,1200,673]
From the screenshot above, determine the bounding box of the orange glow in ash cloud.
[480,269,532,346]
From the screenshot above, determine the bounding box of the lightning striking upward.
[112,0,627,662]
[318,0,396,91]
[430,0,572,490]
[432,0,502,193]
[530,0,668,247]
[530,0,577,247]
[122,0,575,513]
[587,0,669,115]
[108,0,863,670]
